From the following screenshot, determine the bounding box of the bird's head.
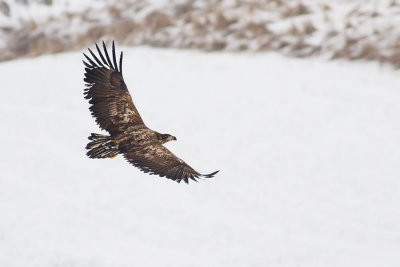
[157,133,177,144]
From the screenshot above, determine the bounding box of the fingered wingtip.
[176,176,199,184]
[174,171,218,184]
[202,170,220,178]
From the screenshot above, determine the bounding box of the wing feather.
[83,41,145,134]
[112,41,119,72]
[123,144,219,183]
[103,41,113,68]
[95,43,109,66]
[88,48,104,67]
[119,51,123,74]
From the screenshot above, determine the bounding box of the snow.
[3,0,400,66]
[1,47,400,266]
[0,0,102,27]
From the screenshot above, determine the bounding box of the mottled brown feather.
[83,41,144,134]
[123,143,207,183]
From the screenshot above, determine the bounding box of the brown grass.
[282,2,310,18]
[145,11,172,33]
[1,0,400,69]
[0,1,10,17]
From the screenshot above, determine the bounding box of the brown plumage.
[83,41,219,183]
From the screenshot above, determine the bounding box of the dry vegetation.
[1,0,400,67]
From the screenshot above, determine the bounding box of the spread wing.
[123,144,219,183]
[83,41,144,134]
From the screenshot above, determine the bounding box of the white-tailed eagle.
[83,41,219,183]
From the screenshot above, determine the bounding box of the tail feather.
[86,133,119,159]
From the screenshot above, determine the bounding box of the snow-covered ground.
[1,47,399,266]
[2,0,400,67]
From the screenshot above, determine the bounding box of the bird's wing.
[83,41,144,134]
[123,143,219,183]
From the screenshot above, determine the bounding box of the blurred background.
[1,0,400,267]
[2,0,400,65]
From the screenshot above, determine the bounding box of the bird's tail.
[86,133,120,159]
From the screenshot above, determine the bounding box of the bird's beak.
[166,136,177,142]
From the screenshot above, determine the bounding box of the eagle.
[82,41,219,183]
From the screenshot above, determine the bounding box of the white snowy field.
[0,47,400,267]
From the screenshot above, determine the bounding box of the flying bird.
[82,41,219,183]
